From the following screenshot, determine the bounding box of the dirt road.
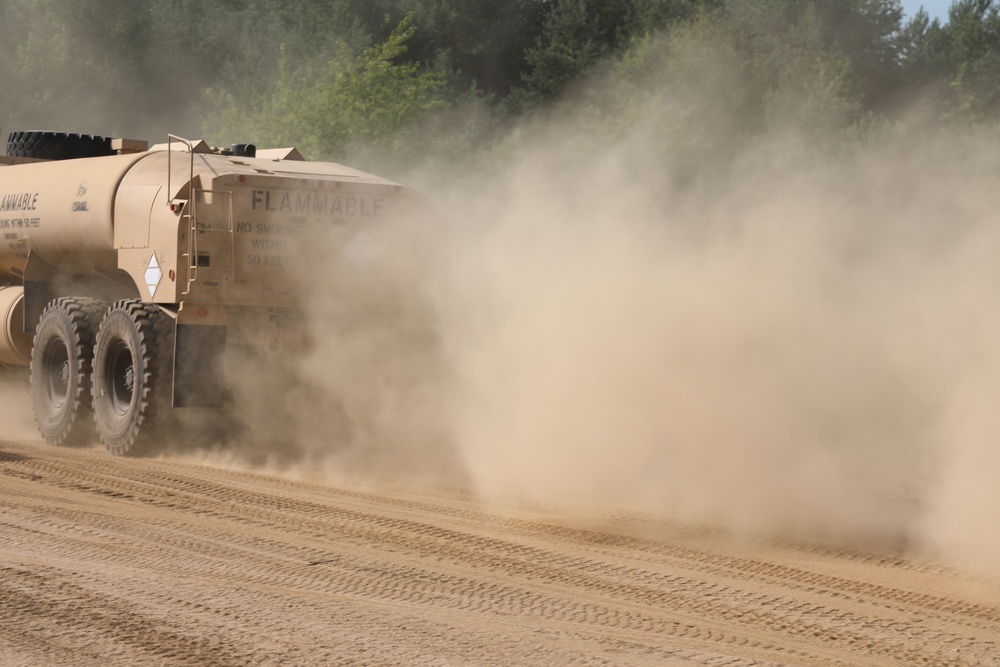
[1,438,998,666]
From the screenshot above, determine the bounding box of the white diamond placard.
[145,253,162,299]
[342,230,380,271]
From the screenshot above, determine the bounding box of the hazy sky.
[900,0,952,22]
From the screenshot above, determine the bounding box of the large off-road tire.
[6,131,114,160]
[92,300,174,457]
[30,297,107,445]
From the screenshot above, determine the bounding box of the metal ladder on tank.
[168,135,236,297]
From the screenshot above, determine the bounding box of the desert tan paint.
[0,286,30,363]
[0,144,411,297]
[0,153,147,275]
[0,141,419,365]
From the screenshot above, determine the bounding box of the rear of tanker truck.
[0,132,443,456]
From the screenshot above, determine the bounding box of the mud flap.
[173,323,227,408]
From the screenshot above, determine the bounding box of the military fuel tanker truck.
[0,131,438,456]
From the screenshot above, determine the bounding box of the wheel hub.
[108,340,136,416]
[123,365,134,393]
[43,340,70,408]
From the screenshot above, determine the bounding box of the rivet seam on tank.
[145,253,162,299]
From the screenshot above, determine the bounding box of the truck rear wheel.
[92,300,174,456]
[30,297,107,445]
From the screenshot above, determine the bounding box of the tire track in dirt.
[1,439,998,666]
[31,449,982,633]
[23,458,994,646]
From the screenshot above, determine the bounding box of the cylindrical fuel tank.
[0,286,31,365]
[0,153,148,277]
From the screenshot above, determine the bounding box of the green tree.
[724,0,905,113]
[386,0,548,100]
[944,0,1000,119]
[898,8,951,80]
[0,0,155,135]
[515,0,615,108]
[205,18,446,171]
[724,1,868,137]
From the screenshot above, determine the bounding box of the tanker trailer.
[0,131,441,456]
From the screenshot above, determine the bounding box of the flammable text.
[251,189,384,218]
[0,192,39,212]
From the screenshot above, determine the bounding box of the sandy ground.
[1,438,999,667]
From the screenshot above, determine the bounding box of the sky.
[900,0,952,22]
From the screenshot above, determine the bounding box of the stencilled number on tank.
[196,222,213,231]
[247,254,261,265]
[5,229,25,251]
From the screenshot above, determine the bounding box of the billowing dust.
[0,367,38,441]
[429,119,1000,578]
[178,194,461,488]
[4,45,1000,583]
[186,104,1000,579]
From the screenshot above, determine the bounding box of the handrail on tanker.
[166,135,236,296]
[181,189,235,298]
[166,134,195,206]
[169,135,197,296]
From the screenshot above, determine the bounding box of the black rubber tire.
[6,131,114,160]
[92,300,175,457]
[30,297,107,446]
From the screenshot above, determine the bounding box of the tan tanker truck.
[0,131,438,456]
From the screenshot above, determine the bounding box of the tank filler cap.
[231,143,257,158]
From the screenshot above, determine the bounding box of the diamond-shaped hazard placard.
[342,230,380,271]
[145,253,162,299]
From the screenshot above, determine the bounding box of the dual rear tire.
[30,299,173,455]
[30,298,106,445]
[92,300,174,456]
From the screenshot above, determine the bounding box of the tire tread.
[94,299,174,457]
[30,297,107,445]
[7,130,114,160]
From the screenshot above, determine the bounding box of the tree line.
[1,0,999,174]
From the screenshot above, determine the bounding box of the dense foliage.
[1,0,999,173]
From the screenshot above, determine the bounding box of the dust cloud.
[188,192,465,489]
[1,25,998,583]
[422,115,1000,577]
[190,87,1000,577]
[0,368,38,441]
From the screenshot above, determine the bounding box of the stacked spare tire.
[7,131,115,160]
